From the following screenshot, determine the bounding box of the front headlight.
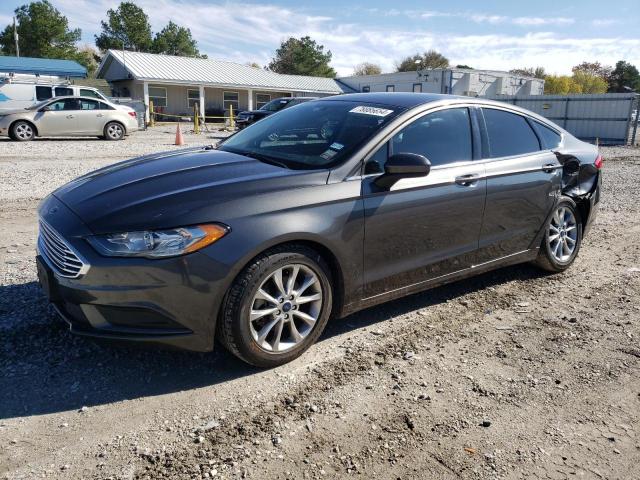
[87,224,229,258]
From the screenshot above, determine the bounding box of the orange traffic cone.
[175,124,185,146]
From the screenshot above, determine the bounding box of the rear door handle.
[455,173,482,186]
[96,113,104,117]
[66,115,74,119]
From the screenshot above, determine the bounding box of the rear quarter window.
[530,120,562,149]
[482,108,541,158]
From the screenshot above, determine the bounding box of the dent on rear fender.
[553,152,599,198]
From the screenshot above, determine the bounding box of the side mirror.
[374,153,431,189]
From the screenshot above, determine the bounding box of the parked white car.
[0,96,139,141]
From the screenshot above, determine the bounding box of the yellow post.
[194,103,200,134]
[229,104,235,130]
[149,99,155,127]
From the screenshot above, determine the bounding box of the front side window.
[36,86,52,101]
[256,93,271,109]
[482,108,540,158]
[223,91,239,112]
[218,100,403,170]
[149,86,167,108]
[54,87,73,97]
[187,89,200,108]
[391,108,473,167]
[531,120,561,149]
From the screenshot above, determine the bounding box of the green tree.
[608,60,640,92]
[268,36,336,77]
[0,1,80,58]
[353,62,382,76]
[74,45,101,77]
[152,21,201,57]
[544,75,583,94]
[509,67,546,79]
[571,61,611,81]
[396,50,449,72]
[95,2,152,52]
[572,71,608,94]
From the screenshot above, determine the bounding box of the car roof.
[318,92,466,108]
[46,95,108,102]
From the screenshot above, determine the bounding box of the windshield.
[259,98,290,112]
[219,100,403,170]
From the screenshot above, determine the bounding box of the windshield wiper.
[234,150,290,169]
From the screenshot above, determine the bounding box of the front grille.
[38,220,89,278]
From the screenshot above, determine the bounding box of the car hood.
[53,147,329,234]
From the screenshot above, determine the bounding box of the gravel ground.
[0,132,639,479]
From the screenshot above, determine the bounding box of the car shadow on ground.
[0,263,547,420]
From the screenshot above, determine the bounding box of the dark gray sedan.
[37,93,602,367]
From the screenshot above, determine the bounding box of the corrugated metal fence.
[488,93,639,145]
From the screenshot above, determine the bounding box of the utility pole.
[13,17,20,57]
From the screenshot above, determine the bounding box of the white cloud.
[45,1,640,77]
[470,14,574,26]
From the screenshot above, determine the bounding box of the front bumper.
[36,195,232,352]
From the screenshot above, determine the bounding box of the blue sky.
[1,0,639,76]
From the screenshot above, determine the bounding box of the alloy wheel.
[14,123,34,140]
[548,206,578,262]
[249,264,323,353]
[107,124,123,140]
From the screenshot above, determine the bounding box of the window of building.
[36,86,52,101]
[223,91,239,112]
[413,83,422,93]
[54,87,73,97]
[482,108,541,158]
[386,85,395,92]
[362,86,370,93]
[256,93,271,109]
[391,108,473,167]
[148,86,167,108]
[530,120,561,149]
[187,89,200,108]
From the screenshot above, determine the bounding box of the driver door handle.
[455,173,482,186]
[66,114,74,119]
[542,163,559,173]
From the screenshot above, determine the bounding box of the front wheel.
[534,197,582,272]
[104,122,125,141]
[11,121,35,141]
[218,246,333,367]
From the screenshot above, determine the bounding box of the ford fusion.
[37,93,602,367]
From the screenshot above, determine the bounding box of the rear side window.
[482,108,540,158]
[54,87,73,97]
[36,86,52,101]
[391,107,473,167]
[531,120,561,149]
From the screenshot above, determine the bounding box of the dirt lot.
[1,129,639,480]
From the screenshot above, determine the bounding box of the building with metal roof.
[97,50,351,121]
[0,56,87,78]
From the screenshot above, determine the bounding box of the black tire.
[103,122,125,141]
[11,121,36,141]
[218,245,333,368]
[534,197,583,272]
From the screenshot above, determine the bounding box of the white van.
[0,79,116,113]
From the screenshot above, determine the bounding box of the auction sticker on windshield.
[349,106,394,117]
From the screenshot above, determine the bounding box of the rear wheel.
[534,197,582,272]
[104,122,125,140]
[218,245,333,367]
[11,121,35,141]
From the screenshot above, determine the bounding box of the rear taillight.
[594,155,603,169]
[128,111,137,118]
